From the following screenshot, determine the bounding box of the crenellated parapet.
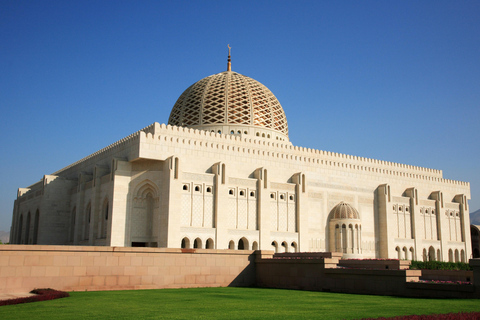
[138,123,469,188]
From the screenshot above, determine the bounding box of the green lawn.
[1,287,479,319]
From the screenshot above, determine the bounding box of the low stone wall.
[419,270,473,282]
[273,252,342,260]
[0,245,255,293]
[2,245,479,299]
[338,259,411,270]
[256,253,479,299]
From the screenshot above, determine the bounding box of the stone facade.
[10,67,472,262]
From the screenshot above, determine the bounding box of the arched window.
[455,249,459,262]
[181,237,190,249]
[448,249,453,262]
[100,200,109,239]
[25,212,31,244]
[70,207,76,243]
[238,238,245,250]
[229,240,235,250]
[422,248,427,262]
[252,241,259,250]
[460,250,465,263]
[193,238,202,249]
[271,241,278,253]
[335,224,341,252]
[428,246,435,261]
[33,210,40,244]
[437,249,441,261]
[17,214,23,244]
[342,224,347,253]
[206,238,214,249]
[84,203,91,240]
[291,242,297,253]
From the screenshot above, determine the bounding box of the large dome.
[168,70,289,141]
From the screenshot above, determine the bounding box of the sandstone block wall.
[0,245,255,293]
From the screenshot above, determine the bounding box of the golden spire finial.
[227,44,232,71]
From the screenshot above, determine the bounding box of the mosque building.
[10,49,472,262]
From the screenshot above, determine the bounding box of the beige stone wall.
[0,245,255,294]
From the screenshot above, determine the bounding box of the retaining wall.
[0,245,255,293]
[256,253,480,299]
[1,245,480,299]
[420,270,473,282]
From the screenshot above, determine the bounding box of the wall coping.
[0,244,255,255]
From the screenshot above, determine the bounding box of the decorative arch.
[455,249,459,262]
[271,241,278,253]
[130,180,160,244]
[206,238,214,249]
[403,247,408,260]
[281,241,288,253]
[395,246,401,260]
[181,237,190,249]
[193,237,202,249]
[228,240,235,250]
[133,180,160,199]
[290,242,297,253]
[238,237,249,250]
[460,249,465,262]
[428,246,435,261]
[252,241,259,250]
[448,249,454,262]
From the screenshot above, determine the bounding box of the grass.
[1,287,480,319]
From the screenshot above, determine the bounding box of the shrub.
[0,288,69,307]
[409,260,471,271]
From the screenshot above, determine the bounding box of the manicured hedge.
[409,260,472,271]
[362,312,480,319]
[0,288,69,306]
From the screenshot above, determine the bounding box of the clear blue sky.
[1,1,479,232]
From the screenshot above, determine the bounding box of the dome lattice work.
[329,202,360,220]
[168,71,289,138]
